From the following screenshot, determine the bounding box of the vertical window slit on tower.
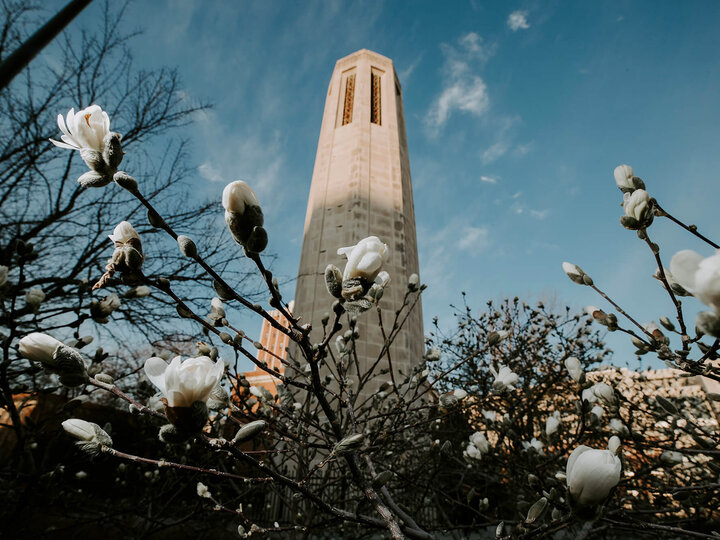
[342,74,355,126]
[371,72,382,125]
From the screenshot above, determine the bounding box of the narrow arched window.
[342,74,355,126]
[371,71,382,125]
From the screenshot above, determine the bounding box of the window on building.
[342,74,355,126]
[371,72,382,125]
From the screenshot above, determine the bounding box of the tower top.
[333,49,402,94]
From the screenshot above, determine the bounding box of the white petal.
[670,250,703,293]
[144,357,169,397]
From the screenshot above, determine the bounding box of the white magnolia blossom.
[222,180,260,215]
[590,382,615,404]
[545,411,561,436]
[581,387,597,404]
[337,236,390,282]
[144,355,225,408]
[453,388,468,400]
[481,409,497,423]
[464,431,490,460]
[490,364,519,392]
[18,332,62,364]
[609,418,628,435]
[25,288,46,309]
[50,105,110,152]
[566,437,622,505]
[564,356,583,383]
[522,438,544,455]
[613,164,634,190]
[590,405,604,418]
[0,265,8,287]
[109,221,140,245]
[670,249,720,313]
[623,189,650,221]
[660,450,684,465]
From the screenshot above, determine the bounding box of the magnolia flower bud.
[113,171,137,191]
[125,285,151,298]
[408,273,420,291]
[19,332,62,365]
[334,433,365,454]
[525,497,548,524]
[566,439,621,505]
[324,264,343,299]
[232,420,267,444]
[103,132,123,170]
[108,221,144,273]
[90,293,121,323]
[0,265,8,287]
[77,170,111,188]
[177,235,198,258]
[623,189,651,225]
[545,411,561,436]
[562,262,592,286]
[670,249,720,314]
[25,288,46,310]
[590,405,604,418]
[613,164,634,190]
[660,450,684,465]
[564,356,584,383]
[609,418,628,436]
[62,418,113,447]
[591,382,615,405]
[222,181,265,252]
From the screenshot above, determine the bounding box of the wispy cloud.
[482,141,509,164]
[425,32,494,134]
[457,226,489,250]
[398,54,423,84]
[480,175,498,184]
[530,209,549,219]
[507,10,530,31]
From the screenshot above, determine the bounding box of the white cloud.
[512,191,523,199]
[507,11,530,31]
[480,175,498,184]
[481,141,509,164]
[425,33,494,134]
[399,54,423,83]
[457,226,489,251]
[426,77,489,131]
[530,209,549,219]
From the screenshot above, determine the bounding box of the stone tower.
[293,49,423,393]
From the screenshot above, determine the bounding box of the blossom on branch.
[18,332,62,365]
[144,355,225,408]
[490,364,519,392]
[566,436,622,505]
[222,180,267,253]
[670,249,720,314]
[337,236,390,282]
[49,105,123,186]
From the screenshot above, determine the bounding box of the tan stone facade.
[244,304,293,395]
[292,49,424,394]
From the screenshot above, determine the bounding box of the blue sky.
[44,0,720,371]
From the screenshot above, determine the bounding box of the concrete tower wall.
[293,49,424,394]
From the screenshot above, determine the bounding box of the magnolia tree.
[420,296,719,537]
[13,92,719,539]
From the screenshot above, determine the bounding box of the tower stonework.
[293,49,423,393]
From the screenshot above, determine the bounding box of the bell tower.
[293,49,424,392]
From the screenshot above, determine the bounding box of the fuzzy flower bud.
[18,332,62,365]
[623,189,651,223]
[107,221,144,274]
[545,411,561,436]
[90,293,121,323]
[222,180,266,253]
[62,418,112,447]
[0,265,8,287]
[25,288,46,310]
[562,262,592,286]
